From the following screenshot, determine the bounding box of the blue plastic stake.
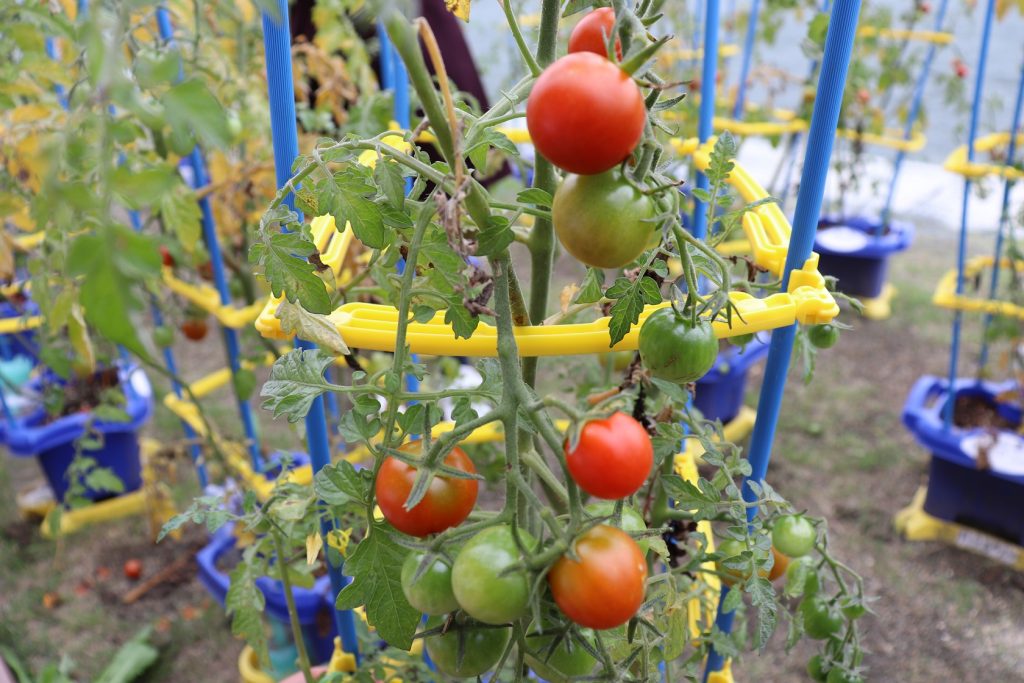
[978,60,1024,373]
[260,0,361,662]
[944,0,997,430]
[732,0,761,120]
[691,0,720,241]
[703,1,863,679]
[878,0,951,233]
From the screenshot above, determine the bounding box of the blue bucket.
[694,334,769,423]
[814,215,914,299]
[1,364,152,501]
[902,375,1024,545]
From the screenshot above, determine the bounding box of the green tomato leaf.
[159,187,202,252]
[605,274,660,347]
[574,268,605,305]
[261,348,338,422]
[250,232,332,314]
[275,299,349,355]
[111,166,179,209]
[161,78,232,149]
[515,187,553,208]
[374,159,407,210]
[320,172,388,249]
[335,522,421,649]
[314,460,370,507]
[475,215,513,257]
[226,561,268,666]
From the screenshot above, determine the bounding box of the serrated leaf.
[374,159,406,209]
[516,187,553,208]
[574,268,604,305]
[253,232,332,314]
[261,348,337,422]
[275,299,349,355]
[314,460,369,506]
[159,188,202,252]
[335,523,421,649]
[606,275,660,347]
[445,299,480,339]
[111,166,178,209]
[476,215,513,257]
[226,562,268,665]
[84,468,125,495]
[320,173,388,248]
[161,78,231,149]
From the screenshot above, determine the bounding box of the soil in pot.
[952,394,1016,431]
[42,367,122,422]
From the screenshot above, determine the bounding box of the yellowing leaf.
[445,0,471,21]
[326,528,352,557]
[68,303,96,376]
[306,532,323,566]
[560,283,579,313]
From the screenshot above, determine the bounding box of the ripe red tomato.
[198,260,214,281]
[552,169,656,269]
[160,246,175,267]
[181,317,209,341]
[526,53,646,175]
[123,559,143,581]
[548,525,647,630]
[375,445,478,537]
[565,412,653,500]
[568,8,622,60]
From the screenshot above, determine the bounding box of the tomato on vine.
[152,325,175,348]
[159,245,175,268]
[800,595,843,640]
[638,307,718,383]
[807,324,840,349]
[423,615,510,678]
[826,668,865,683]
[548,525,647,630]
[526,52,646,175]
[452,526,534,625]
[375,445,478,537]
[568,7,622,60]
[400,552,458,615]
[524,626,598,681]
[566,412,653,500]
[772,514,817,557]
[552,168,657,269]
[181,316,209,341]
[807,654,830,682]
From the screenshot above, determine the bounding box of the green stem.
[500,0,542,76]
[272,533,316,683]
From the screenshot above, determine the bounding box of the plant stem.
[272,532,316,683]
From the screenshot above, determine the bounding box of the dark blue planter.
[694,334,769,423]
[1,365,152,502]
[0,299,40,362]
[196,520,341,666]
[814,215,914,298]
[902,375,1024,545]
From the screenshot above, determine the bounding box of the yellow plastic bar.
[162,269,266,329]
[856,25,954,44]
[943,132,1024,180]
[0,313,43,334]
[714,116,808,136]
[662,43,741,61]
[40,490,149,538]
[12,231,45,250]
[837,126,926,152]
[932,256,1024,318]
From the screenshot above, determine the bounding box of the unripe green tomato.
[785,556,819,598]
[729,332,755,347]
[423,615,510,678]
[401,552,459,616]
[153,325,175,348]
[839,596,867,620]
[452,526,535,624]
[524,628,598,682]
[638,307,718,383]
[584,501,649,555]
[771,514,817,558]
[807,324,840,349]
[807,654,829,681]
[800,595,843,640]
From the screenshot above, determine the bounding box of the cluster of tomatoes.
[526,8,658,272]
[375,408,659,678]
[157,245,213,343]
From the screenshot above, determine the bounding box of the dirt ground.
[2,231,1024,682]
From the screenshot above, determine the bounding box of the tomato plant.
[452,526,533,625]
[639,307,719,383]
[772,514,817,557]
[552,169,657,269]
[401,552,458,616]
[800,595,844,640]
[548,525,647,630]
[568,7,622,59]
[524,626,598,682]
[180,317,209,342]
[375,445,478,537]
[422,615,511,678]
[565,412,653,499]
[526,52,645,175]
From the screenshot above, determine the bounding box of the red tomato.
[123,558,143,581]
[565,412,653,499]
[160,246,175,267]
[526,53,646,175]
[375,445,478,537]
[198,261,214,281]
[548,525,647,629]
[568,8,622,60]
[181,318,209,341]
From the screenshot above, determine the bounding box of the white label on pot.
[954,528,1020,565]
[960,431,1024,477]
[129,369,152,399]
[816,226,870,253]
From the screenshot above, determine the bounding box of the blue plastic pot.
[902,375,1024,545]
[694,334,769,423]
[197,521,342,667]
[0,299,39,362]
[1,364,152,502]
[814,215,914,298]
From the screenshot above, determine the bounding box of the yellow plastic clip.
[857,25,954,44]
[837,126,926,152]
[943,132,1024,181]
[932,256,1024,318]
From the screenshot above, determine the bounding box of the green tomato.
[839,596,867,620]
[423,616,510,678]
[807,324,840,349]
[807,654,829,682]
[552,169,657,269]
[452,526,534,624]
[584,501,649,555]
[401,552,459,616]
[800,596,843,640]
[784,556,819,598]
[714,538,752,586]
[524,628,598,682]
[638,307,718,383]
[598,350,634,373]
[826,668,864,683]
[729,332,755,347]
[153,325,175,348]
[772,515,817,558]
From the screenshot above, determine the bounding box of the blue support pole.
[260,0,360,661]
[703,1,863,678]
[878,0,951,232]
[978,62,1024,372]
[691,0,720,241]
[944,0,997,430]
[732,0,761,120]
[154,5,262,472]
